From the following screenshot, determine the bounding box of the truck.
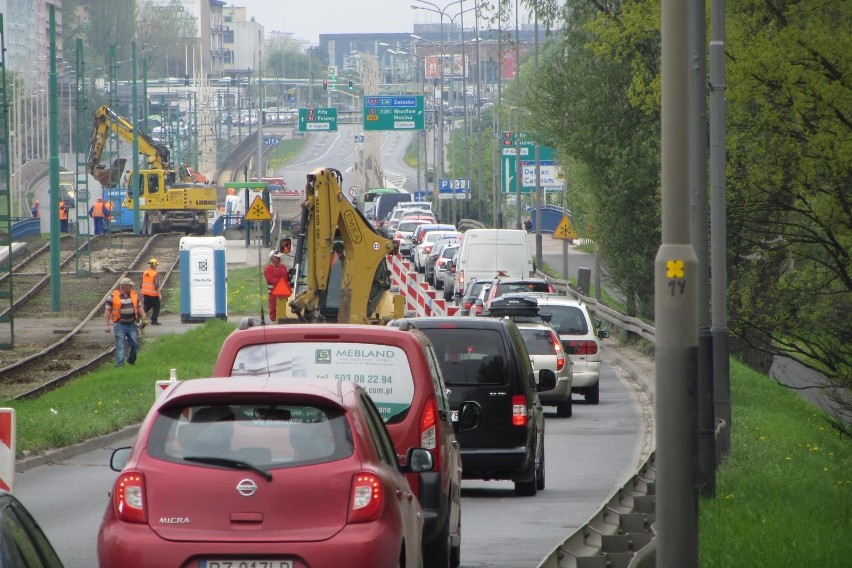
[286,167,403,324]
[87,105,217,234]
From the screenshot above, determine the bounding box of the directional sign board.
[500,131,561,194]
[299,108,338,132]
[363,96,425,131]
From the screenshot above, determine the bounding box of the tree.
[82,0,137,77]
[136,0,198,79]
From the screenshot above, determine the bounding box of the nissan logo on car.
[236,479,258,497]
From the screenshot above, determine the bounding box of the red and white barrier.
[388,255,459,318]
[0,408,16,492]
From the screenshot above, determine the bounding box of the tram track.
[0,233,183,399]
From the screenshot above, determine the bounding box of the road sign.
[298,107,338,132]
[500,132,560,194]
[244,196,272,221]
[438,178,471,200]
[363,96,425,131]
[553,214,578,240]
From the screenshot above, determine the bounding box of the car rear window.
[496,282,551,296]
[538,305,589,336]
[419,328,508,386]
[229,343,415,422]
[148,403,354,469]
[519,328,556,355]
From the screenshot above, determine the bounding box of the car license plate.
[200,561,293,568]
[451,410,458,422]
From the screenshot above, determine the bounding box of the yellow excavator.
[87,105,217,234]
[286,167,403,324]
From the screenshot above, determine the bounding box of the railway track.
[0,233,183,399]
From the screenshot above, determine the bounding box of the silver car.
[535,297,609,404]
[516,321,574,417]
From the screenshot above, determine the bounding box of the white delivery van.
[453,229,534,299]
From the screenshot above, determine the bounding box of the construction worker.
[59,200,69,233]
[103,277,145,367]
[89,197,108,235]
[140,258,163,325]
[264,250,290,322]
[31,199,40,218]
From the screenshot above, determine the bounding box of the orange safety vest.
[111,290,140,323]
[141,269,160,297]
[59,203,68,221]
[91,201,106,218]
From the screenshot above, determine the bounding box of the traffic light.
[348,80,354,90]
[322,80,328,91]
[280,236,292,255]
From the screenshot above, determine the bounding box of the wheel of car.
[423,515,451,568]
[586,381,600,405]
[556,398,573,417]
[435,277,443,290]
[536,449,546,491]
[514,460,538,496]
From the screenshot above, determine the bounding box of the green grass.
[699,359,851,566]
[267,139,309,170]
[161,266,268,317]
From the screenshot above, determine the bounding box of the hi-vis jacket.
[111,290,140,323]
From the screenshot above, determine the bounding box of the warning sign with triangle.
[245,196,272,221]
[270,278,292,298]
[553,214,579,240]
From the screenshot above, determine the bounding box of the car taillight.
[420,397,441,469]
[114,472,147,523]
[458,270,464,289]
[349,472,384,524]
[474,304,483,316]
[551,331,565,371]
[424,246,432,254]
[567,340,598,355]
[464,300,473,310]
[512,395,528,426]
[547,283,554,293]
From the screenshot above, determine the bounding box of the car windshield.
[229,342,416,423]
[398,221,428,232]
[148,403,354,470]
[538,305,589,335]
[519,328,556,355]
[420,328,508,386]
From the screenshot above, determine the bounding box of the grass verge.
[267,139,309,171]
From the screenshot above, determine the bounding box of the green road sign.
[299,108,338,132]
[363,96,425,131]
[500,131,560,194]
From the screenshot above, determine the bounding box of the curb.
[15,424,140,474]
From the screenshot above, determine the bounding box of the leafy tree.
[136,0,198,79]
[82,0,136,77]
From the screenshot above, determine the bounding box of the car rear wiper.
[183,456,273,481]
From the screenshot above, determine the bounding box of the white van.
[452,229,534,300]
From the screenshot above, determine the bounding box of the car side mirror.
[597,330,609,339]
[445,259,454,269]
[536,369,557,392]
[403,448,435,473]
[455,401,481,432]
[110,447,132,472]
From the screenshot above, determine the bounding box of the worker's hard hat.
[119,277,134,287]
[96,197,103,201]
[269,250,283,260]
[148,258,159,266]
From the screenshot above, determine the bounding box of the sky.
[240,0,434,45]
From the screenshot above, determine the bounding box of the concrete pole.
[513,0,522,230]
[474,0,483,221]
[495,3,503,229]
[257,56,264,182]
[534,11,542,268]
[132,41,141,235]
[657,0,699,564]
[48,6,61,311]
[710,0,731,456]
[689,0,715,498]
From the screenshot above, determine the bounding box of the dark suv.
[390,317,556,496]
[213,323,463,567]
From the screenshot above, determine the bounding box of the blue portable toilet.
[179,236,228,323]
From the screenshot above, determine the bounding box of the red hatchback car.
[98,376,431,568]
[212,323,464,568]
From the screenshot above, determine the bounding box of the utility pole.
[132,41,141,234]
[48,6,61,311]
[513,0,522,230]
[657,0,699,564]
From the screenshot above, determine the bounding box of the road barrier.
[0,409,15,492]
[388,254,458,317]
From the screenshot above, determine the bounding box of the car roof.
[393,316,512,331]
[159,375,352,407]
[532,295,585,308]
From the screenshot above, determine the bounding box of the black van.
[373,192,413,230]
[390,317,556,496]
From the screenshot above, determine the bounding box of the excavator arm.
[88,105,172,175]
[289,167,401,324]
